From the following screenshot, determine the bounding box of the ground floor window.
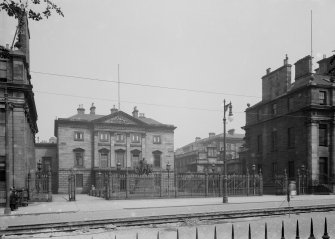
[115,150,126,168]
[319,157,328,184]
[131,150,141,168]
[76,174,83,187]
[0,156,5,182]
[153,151,162,168]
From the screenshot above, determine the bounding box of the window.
[319,157,328,184]
[131,134,140,143]
[99,149,109,168]
[75,174,83,187]
[74,131,84,141]
[99,132,109,142]
[207,147,217,157]
[287,127,295,148]
[319,91,327,105]
[0,61,6,80]
[272,104,277,115]
[257,135,262,153]
[271,131,278,151]
[131,150,141,168]
[115,134,125,143]
[153,135,161,144]
[13,61,24,81]
[115,149,125,167]
[153,151,162,168]
[73,148,84,167]
[288,161,295,178]
[319,124,328,146]
[272,162,277,177]
[0,156,5,181]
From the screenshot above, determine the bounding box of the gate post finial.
[281,221,285,239]
[265,223,267,239]
[308,218,315,239]
[322,217,329,239]
[214,226,217,239]
[232,224,234,239]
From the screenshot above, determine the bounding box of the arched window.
[99,148,110,168]
[73,148,84,167]
[115,149,126,168]
[152,150,162,168]
[131,149,141,168]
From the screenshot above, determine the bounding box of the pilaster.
[307,120,318,182]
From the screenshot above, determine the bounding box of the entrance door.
[319,157,328,184]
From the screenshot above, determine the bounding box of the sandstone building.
[174,130,244,173]
[0,14,38,206]
[54,105,176,193]
[244,54,335,193]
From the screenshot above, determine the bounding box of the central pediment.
[93,111,146,126]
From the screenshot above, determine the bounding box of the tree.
[0,0,64,21]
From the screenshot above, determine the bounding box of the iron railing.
[90,170,262,200]
[113,218,329,239]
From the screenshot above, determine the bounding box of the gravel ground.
[4,211,334,239]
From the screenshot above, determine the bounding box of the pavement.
[1,194,335,231]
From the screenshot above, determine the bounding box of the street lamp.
[222,99,233,203]
[166,162,171,196]
[252,164,256,195]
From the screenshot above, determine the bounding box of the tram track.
[1,204,335,236]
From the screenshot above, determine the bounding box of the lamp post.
[252,164,256,195]
[166,162,171,196]
[222,99,233,203]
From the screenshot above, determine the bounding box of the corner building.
[244,54,335,193]
[0,15,38,205]
[55,105,176,193]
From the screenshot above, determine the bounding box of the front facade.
[174,130,244,173]
[55,105,176,193]
[0,14,38,206]
[244,54,335,193]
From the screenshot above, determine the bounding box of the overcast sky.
[1,0,335,148]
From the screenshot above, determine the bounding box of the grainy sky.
[1,0,335,148]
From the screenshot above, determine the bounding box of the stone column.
[141,133,146,160]
[331,119,335,190]
[307,121,318,184]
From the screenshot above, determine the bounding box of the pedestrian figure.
[9,187,17,211]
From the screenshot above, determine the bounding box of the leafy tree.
[0,0,64,21]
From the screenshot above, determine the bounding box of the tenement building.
[244,54,335,193]
[174,130,244,173]
[0,14,38,207]
[54,105,176,193]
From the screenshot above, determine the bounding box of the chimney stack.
[132,106,139,118]
[294,55,313,80]
[90,103,96,115]
[283,54,288,65]
[209,132,215,138]
[110,105,118,114]
[77,104,85,115]
[266,68,271,74]
[195,137,201,142]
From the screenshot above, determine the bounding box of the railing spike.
[232,224,234,239]
[248,224,251,239]
[296,220,300,239]
[214,226,217,239]
[136,232,138,239]
[157,231,160,239]
[308,218,315,239]
[281,221,285,239]
[322,217,330,239]
[196,228,199,239]
[265,223,267,239]
[177,229,179,239]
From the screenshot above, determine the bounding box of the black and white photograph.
[1,0,335,238]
